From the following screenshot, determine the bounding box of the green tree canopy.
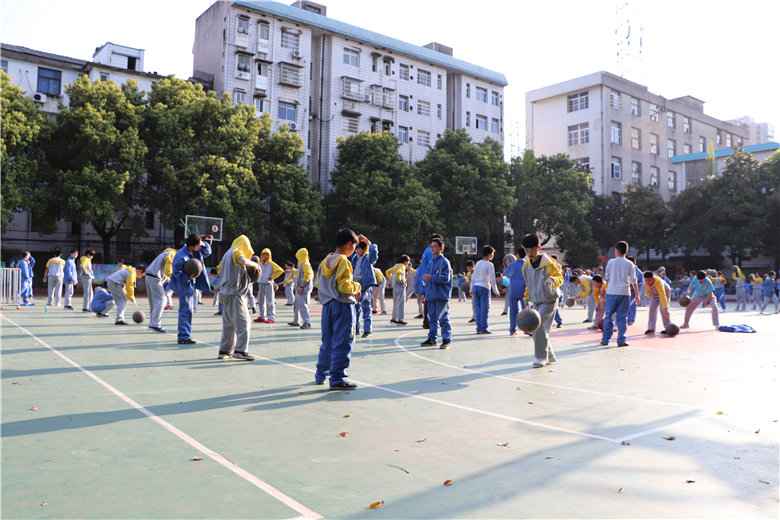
[622,185,671,263]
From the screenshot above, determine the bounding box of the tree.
[622,186,671,263]
[757,152,780,269]
[509,150,593,255]
[46,75,147,259]
[416,130,514,250]
[325,132,440,260]
[588,193,626,253]
[142,78,260,246]
[0,71,47,230]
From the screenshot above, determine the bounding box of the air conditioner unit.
[33,93,47,103]
[288,122,298,131]
[292,50,303,60]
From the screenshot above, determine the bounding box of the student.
[420,238,453,349]
[405,263,422,317]
[760,272,776,314]
[414,237,438,327]
[464,260,476,323]
[643,271,671,335]
[472,245,500,334]
[315,228,362,390]
[44,250,65,307]
[733,265,748,312]
[372,267,388,315]
[106,263,137,325]
[601,241,640,347]
[282,261,297,306]
[211,267,223,315]
[550,255,564,328]
[521,234,564,367]
[289,248,314,329]
[625,256,644,326]
[682,270,720,329]
[62,249,79,310]
[216,235,259,361]
[714,270,728,311]
[453,272,467,302]
[590,275,606,330]
[500,254,517,316]
[577,271,595,323]
[350,236,379,338]
[504,247,527,336]
[386,255,411,325]
[18,252,36,306]
[254,248,284,324]
[90,286,115,318]
[79,250,95,312]
[145,248,176,333]
[750,274,763,311]
[171,234,212,344]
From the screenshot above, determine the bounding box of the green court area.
[2,299,778,518]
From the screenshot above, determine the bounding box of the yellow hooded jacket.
[732,266,745,282]
[577,275,592,299]
[643,275,669,309]
[79,255,92,276]
[373,267,385,285]
[231,235,254,265]
[385,263,407,286]
[523,254,564,301]
[260,248,284,281]
[119,265,137,302]
[161,248,177,280]
[320,253,361,297]
[45,256,65,276]
[295,248,314,284]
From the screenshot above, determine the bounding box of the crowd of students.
[14,233,780,390]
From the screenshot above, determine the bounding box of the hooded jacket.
[258,248,284,284]
[146,248,177,281]
[63,256,78,285]
[522,254,563,304]
[295,248,314,288]
[19,256,35,281]
[45,256,65,278]
[107,265,137,302]
[424,253,452,302]
[503,256,526,296]
[172,239,212,296]
[218,235,254,296]
[644,275,670,309]
[350,243,379,289]
[79,255,94,279]
[318,253,361,305]
[385,263,408,286]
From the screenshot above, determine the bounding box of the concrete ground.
[1,296,778,519]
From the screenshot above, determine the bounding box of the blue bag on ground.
[718,324,756,333]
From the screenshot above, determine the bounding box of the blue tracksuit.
[425,254,453,342]
[415,246,433,295]
[90,287,114,314]
[626,265,643,325]
[63,257,78,285]
[171,241,212,340]
[504,259,527,334]
[18,256,36,304]
[350,244,378,334]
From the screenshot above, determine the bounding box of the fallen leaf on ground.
[496,442,510,448]
[759,480,771,485]
[443,480,454,487]
[754,429,760,434]
[621,441,631,446]
[686,480,696,484]
[30,405,39,412]
[663,436,676,441]
[415,438,427,443]
[527,401,534,405]
[343,414,351,418]
[617,487,623,493]
[190,457,203,462]
[368,500,384,510]
[40,502,47,507]
[716,411,725,415]
[339,432,349,438]
[734,456,741,460]
[386,464,410,474]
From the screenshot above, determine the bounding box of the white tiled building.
[525,71,749,200]
[193,0,507,190]
[728,116,775,145]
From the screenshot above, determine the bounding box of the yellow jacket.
[260,247,284,281]
[283,268,298,285]
[373,267,385,285]
[231,235,254,265]
[162,248,176,280]
[577,275,592,299]
[118,265,137,302]
[385,263,407,285]
[320,253,361,296]
[79,256,92,275]
[593,282,607,307]
[295,248,314,284]
[643,275,669,309]
[732,266,745,282]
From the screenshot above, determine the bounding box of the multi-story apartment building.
[1,42,173,260]
[728,116,775,145]
[673,141,779,186]
[193,0,507,190]
[525,71,749,200]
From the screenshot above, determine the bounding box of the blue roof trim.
[672,141,780,163]
[233,0,508,86]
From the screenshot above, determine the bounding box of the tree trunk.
[102,235,112,263]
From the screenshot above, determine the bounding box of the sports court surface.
[2,299,778,518]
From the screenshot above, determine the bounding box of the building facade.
[672,141,779,187]
[1,42,173,261]
[525,71,749,199]
[728,116,775,145]
[193,0,507,190]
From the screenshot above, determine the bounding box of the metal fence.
[0,268,21,305]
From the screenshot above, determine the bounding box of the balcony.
[255,75,269,92]
[278,64,302,88]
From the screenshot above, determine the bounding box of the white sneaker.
[532,358,547,368]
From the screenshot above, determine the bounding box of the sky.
[2,0,778,156]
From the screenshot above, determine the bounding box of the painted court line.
[1,315,322,520]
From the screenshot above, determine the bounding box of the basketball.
[183,258,203,279]
[678,295,691,307]
[665,323,680,337]
[501,276,510,287]
[517,308,541,333]
[132,311,145,323]
[566,298,575,307]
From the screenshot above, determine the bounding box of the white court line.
[1,315,322,520]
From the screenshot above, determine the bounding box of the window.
[666,138,676,158]
[668,170,677,193]
[0,59,7,73]
[36,67,62,95]
[492,90,500,106]
[491,118,500,134]
[257,21,270,41]
[682,116,691,134]
[398,95,410,112]
[567,123,589,145]
[437,103,442,120]
[476,87,488,103]
[575,157,590,172]
[257,61,270,77]
[683,143,692,154]
[398,126,409,143]
[417,100,431,116]
[437,74,443,90]
[609,90,621,109]
[610,121,622,145]
[343,115,359,133]
[281,29,300,51]
[343,48,360,67]
[236,54,251,76]
[466,83,471,98]
[736,136,743,147]
[649,103,659,122]
[699,136,706,152]
[232,89,245,105]
[649,133,659,155]
[650,166,660,188]
[630,96,641,116]
[369,119,380,133]
[465,111,471,127]
[666,111,675,129]
[417,69,431,87]
[277,101,297,122]
[476,114,488,130]
[725,134,732,147]
[254,96,269,113]
[631,127,641,150]
[384,59,392,76]
[631,161,642,185]
[279,63,301,86]
[611,156,622,179]
[716,132,722,146]
[371,55,379,72]
[417,129,431,147]
[145,211,155,230]
[237,15,249,34]
[399,63,410,80]
[567,91,588,112]
[99,72,110,81]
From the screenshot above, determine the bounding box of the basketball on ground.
[132,311,145,324]
[517,308,541,334]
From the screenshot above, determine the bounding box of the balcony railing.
[278,67,302,87]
